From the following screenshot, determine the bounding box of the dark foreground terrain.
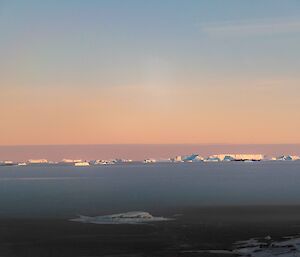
[1,206,300,257]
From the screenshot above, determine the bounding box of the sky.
[1,0,300,146]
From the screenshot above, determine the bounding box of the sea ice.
[70,211,173,224]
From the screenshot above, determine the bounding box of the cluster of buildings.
[1,154,300,167]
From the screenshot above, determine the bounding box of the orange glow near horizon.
[1,78,300,146]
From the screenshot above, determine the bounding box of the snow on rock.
[233,235,300,257]
[189,235,300,257]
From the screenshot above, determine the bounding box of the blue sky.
[1,0,300,145]
[2,0,300,84]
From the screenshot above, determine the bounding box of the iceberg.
[182,154,204,162]
[211,154,264,161]
[74,161,90,167]
[172,156,183,162]
[275,155,300,161]
[204,157,221,162]
[61,159,83,163]
[171,154,203,163]
[28,159,48,164]
[144,159,157,164]
[0,161,16,166]
[93,159,115,165]
[70,211,173,224]
[113,159,133,163]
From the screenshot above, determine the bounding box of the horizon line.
[1,143,300,147]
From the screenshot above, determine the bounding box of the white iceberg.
[143,159,157,164]
[275,155,300,161]
[211,154,264,161]
[28,159,48,164]
[61,159,83,163]
[74,161,90,167]
[0,161,16,166]
[70,211,173,224]
[182,154,204,162]
[171,154,203,163]
[204,157,221,162]
[93,159,115,165]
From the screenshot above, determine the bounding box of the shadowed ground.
[1,206,300,257]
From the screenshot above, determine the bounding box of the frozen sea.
[0,162,300,218]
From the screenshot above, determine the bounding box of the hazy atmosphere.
[1,144,300,162]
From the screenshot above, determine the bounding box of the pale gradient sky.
[1,0,300,145]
